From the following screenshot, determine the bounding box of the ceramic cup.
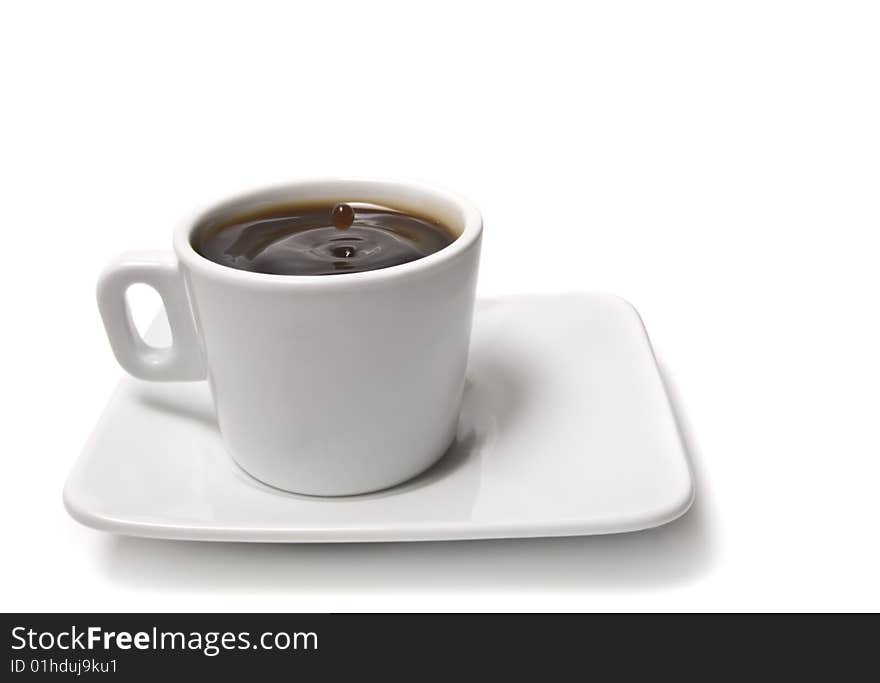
[97,179,482,495]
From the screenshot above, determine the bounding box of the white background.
[2,1,878,612]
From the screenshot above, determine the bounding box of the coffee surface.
[194,202,456,276]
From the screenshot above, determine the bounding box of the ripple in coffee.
[193,202,456,275]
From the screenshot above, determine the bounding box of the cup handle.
[96,251,207,381]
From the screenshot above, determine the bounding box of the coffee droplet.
[331,203,355,230]
[331,245,357,258]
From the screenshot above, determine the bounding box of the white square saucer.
[64,293,694,542]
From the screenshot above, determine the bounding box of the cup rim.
[173,178,482,287]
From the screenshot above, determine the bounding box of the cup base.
[224,429,458,497]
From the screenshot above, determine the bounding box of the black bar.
[2,613,875,678]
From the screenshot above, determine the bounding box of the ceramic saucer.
[64,293,693,542]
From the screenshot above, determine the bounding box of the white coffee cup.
[97,179,482,496]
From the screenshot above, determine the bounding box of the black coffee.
[193,202,456,276]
